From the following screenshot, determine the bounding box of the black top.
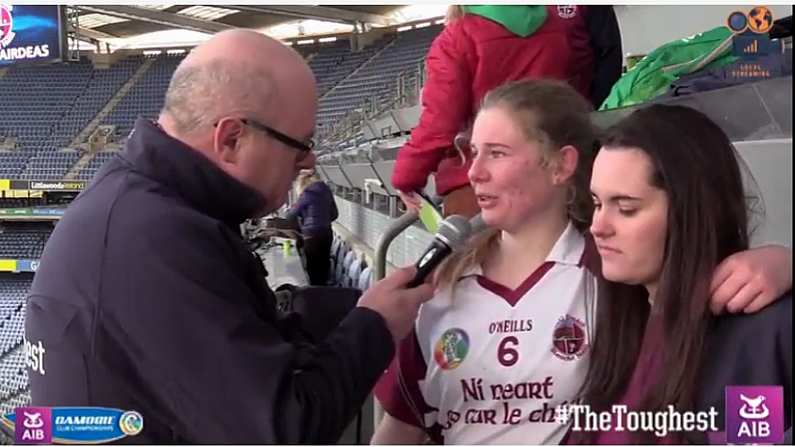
[694,293,792,444]
[585,5,623,108]
[25,118,395,443]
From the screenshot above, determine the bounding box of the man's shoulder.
[77,165,225,246]
[721,292,791,323]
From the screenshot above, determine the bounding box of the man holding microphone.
[25,30,432,443]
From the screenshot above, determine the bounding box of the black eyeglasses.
[215,117,315,154]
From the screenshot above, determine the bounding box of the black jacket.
[585,5,623,108]
[694,293,792,444]
[25,118,395,443]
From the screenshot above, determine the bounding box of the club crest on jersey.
[551,315,588,361]
[434,328,469,370]
[557,5,578,19]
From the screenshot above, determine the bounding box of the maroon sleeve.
[391,24,474,193]
[373,329,432,428]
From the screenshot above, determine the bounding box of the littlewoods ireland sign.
[30,181,85,191]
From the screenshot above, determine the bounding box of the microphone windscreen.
[469,214,486,234]
[437,215,471,247]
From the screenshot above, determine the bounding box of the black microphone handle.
[407,238,452,288]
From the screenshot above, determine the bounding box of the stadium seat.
[357,266,373,291]
[346,255,364,288]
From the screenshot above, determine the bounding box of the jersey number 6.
[498,336,519,367]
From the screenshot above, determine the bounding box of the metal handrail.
[373,210,418,282]
[371,209,419,432]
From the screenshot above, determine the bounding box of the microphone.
[407,214,486,288]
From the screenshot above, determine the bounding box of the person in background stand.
[391,5,622,218]
[286,169,339,285]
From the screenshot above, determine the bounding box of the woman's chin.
[480,210,509,230]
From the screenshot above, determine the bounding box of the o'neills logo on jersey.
[551,315,588,361]
[434,328,469,370]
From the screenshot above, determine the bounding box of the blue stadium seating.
[0,55,143,179]
[346,255,364,288]
[102,54,185,141]
[329,235,342,280]
[0,274,31,414]
[334,242,351,285]
[74,151,118,182]
[0,224,52,259]
[19,150,82,181]
[316,26,439,132]
[358,266,373,291]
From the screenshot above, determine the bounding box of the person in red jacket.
[392,5,622,217]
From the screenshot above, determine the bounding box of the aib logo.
[14,407,52,444]
[0,4,15,48]
[726,386,784,444]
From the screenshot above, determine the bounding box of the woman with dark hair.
[579,104,791,444]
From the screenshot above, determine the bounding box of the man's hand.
[710,245,793,315]
[398,190,422,213]
[357,266,433,342]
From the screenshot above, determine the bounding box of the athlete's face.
[590,148,669,292]
[468,106,564,233]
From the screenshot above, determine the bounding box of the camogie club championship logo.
[119,411,143,436]
[434,328,470,370]
[551,315,588,361]
[0,4,15,48]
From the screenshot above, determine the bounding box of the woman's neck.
[484,211,570,288]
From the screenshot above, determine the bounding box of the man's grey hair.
[161,59,274,135]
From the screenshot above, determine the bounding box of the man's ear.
[212,118,243,164]
[552,145,579,185]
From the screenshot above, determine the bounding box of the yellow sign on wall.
[0,260,17,272]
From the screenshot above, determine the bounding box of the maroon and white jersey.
[375,223,599,444]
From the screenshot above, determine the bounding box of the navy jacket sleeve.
[102,204,394,443]
[585,6,623,108]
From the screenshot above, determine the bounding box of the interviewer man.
[25,29,432,443]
